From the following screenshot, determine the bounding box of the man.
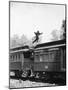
[33,30,42,43]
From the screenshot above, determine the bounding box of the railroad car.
[9,39,66,83]
[33,39,66,82]
[9,45,34,78]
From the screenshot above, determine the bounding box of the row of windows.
[10,53,22,61]
[34,50,60,62]
[10,52,31,61]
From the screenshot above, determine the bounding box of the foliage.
[10,34,32,48]
[51,20,66,41]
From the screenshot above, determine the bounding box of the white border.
[0,0,68,90]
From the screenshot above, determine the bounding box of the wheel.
[15,71,19,78]
[22,70,28,78]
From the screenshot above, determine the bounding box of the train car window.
[35,55,39,62]
[16,53,19,61]
[16,54,17,61]
[39,54,44,62]
[49,50,60,62]
[10,55,12,60]
[63,49,66,69]
[39,53,49,62]
[14,55,16,61]
[61,48,66,70]
[49,51,54,61]
[18,54,20,60]
[48,48,60,62]
[43,54,49,62]
[55,50,60,62]
[10,55,13,61]
[12,55,13,60]
[12,55,14,61]
[16,54,18,61]
[18,53,21,61]
[40,55,43,62]
[14,54,17,61]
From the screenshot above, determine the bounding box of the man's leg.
[33,38,37,43]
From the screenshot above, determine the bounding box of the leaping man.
[33,30,43,43]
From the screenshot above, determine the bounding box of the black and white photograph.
[9,1,66,89]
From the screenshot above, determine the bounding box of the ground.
[10,79,56,88]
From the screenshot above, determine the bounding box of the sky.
[10,2,65,43]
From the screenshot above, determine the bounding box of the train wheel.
[42,72,50,82]
[15,70,20,78]
[28,69,34,78]
[22,70,28,78]
[34,72,40,80]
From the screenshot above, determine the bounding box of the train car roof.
[10,45,30,54]
[10,45,29,51]
[10,40,66,53]
[35,39,66,49]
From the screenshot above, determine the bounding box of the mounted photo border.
[9,1,67,89]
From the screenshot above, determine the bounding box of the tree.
[61,20,66,40]
[51,29,59,41]
[59,20,66,40]
[20,35,32,46]
[51,20,66,41]
[10,34,33,48]
[10,34,20,48]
